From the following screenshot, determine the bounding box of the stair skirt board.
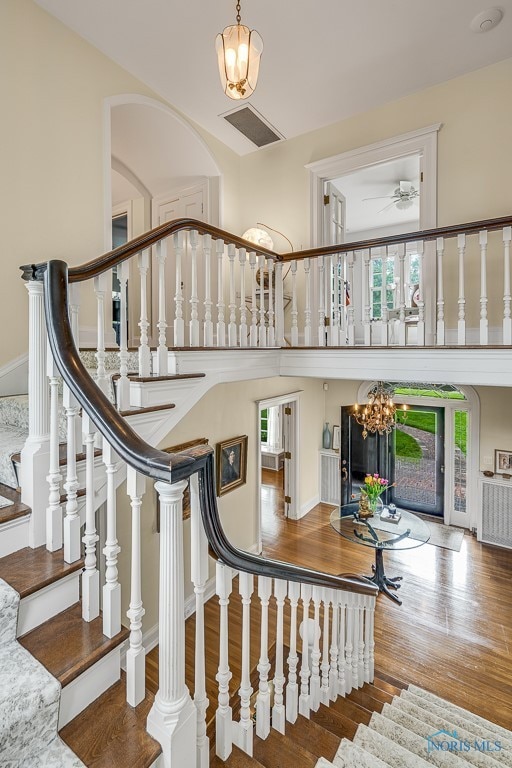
[17,571,81,638]
[0,578,85,766]
[58,646,123,729]
[0,514,30,558]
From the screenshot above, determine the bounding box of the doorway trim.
[306,123,442,247]
[256,392,301,553]
[357,381,479,530]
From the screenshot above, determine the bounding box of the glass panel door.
[391,406,445,516]
[453,410,468,515]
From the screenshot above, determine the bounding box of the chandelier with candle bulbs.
[353,382,407,439]
[216,0,263,100]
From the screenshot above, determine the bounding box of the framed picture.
[157,437,209,530]
[216,435,248,496]
[495,449,512,475]
[332,425,341,452]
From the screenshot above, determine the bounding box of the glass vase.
[322,422,332,449]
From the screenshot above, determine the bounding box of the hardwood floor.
[146,473,512,733]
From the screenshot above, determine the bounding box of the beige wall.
[0,0,241,369]
[117,376,326,632]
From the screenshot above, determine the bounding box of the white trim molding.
[0,353,28,396]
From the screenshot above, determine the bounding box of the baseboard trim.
[298,495,320,520]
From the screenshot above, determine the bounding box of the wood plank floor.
[146,469,512,731]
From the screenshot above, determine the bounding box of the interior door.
[282,402,298,518]
[390,405,445,516]
[340,406,390,507]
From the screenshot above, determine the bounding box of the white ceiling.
[333,155,420,239]
[35,0,512,155]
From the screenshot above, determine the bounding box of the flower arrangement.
[361,473,390,504]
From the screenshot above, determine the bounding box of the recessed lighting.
[470,7,503,33]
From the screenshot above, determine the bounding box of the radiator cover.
[480,479,512,549]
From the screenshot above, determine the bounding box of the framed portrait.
[332,425,341,452]
[495,449,512,476]
[216,435,248,496]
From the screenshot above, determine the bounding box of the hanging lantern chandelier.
[353,382,407,439]
[216,0,263,100]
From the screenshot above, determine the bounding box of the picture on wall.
[332,425,341,451]
[495,449,512,475]
[216,435,248,496]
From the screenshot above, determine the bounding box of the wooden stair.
[0,483,30,525]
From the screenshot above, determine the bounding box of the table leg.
[365,548,403,605]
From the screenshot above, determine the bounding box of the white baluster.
[503,227,512,345]
[117,261,130,409]
[249,251,258,347]
[274,262,284,347]
[299,584,311,718]
[258,255,267,347]
[45,348,62,552]
[344,597,353,694]
[234,572,254,756]
[357,597,365,687]
[190,474,209,767]
[272,579,287,733]
[330,254,340,347]
[304,258,312,346]
[290,261,299,347]
[328,590,339,701]
[63,384,80,563]
[381,246,389,346]
[368,596,375,681]
[347,253,355,346]
[416,240,425,346]
[239,247,248,347]
[189,230,200,347]
[215,562,233,760]
[81,413,99,622]
[479,230,488,346]
[436,237,445,346]
[157,239,169,372]
[363,596,371,684]
[227,243,237,346]
[397,244,406,346]
[148,479,197,763]
[317,255,325,347]
[337,595,346,697]
[267,258,275,346]
[363,250,372,347]
[286,581,300,723]
[350,596,359,690]
[203,234,214,347]
[102,440,121,638]
[457,233,466,345]
[138,249,152,374]
[21,280,50,548]
[320,590,331,705]
[256,575,272,739]
[126,468,146,706]
[173,234,185,348]
[216,238,226,347]
[310,587,322,712]
[94,273,109,395]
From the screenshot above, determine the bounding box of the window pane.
[454,410,468,514]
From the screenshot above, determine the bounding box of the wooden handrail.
[44,258,377,597]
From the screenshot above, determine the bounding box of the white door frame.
[256,392,301,552]
[357,381,479,530]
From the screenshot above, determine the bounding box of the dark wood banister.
[21,214,512,284]
[44,259,377,596]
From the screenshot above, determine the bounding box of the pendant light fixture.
[353,382,407,439]
[216,0,263,100]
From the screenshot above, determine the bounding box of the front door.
[340,406,390,506]
[390,405,445,516]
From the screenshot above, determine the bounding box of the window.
[369,246,421,320]
[261,406,281,451]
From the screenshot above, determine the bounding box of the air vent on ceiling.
[221,104,284,148]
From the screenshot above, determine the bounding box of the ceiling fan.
[363,180,420,213]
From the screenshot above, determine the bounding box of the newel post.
[21,280,50,548]
[147,480,197,767]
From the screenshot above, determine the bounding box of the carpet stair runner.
[0,578,84,766]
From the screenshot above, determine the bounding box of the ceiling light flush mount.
[216,0,263,100]
[470,8,503,33]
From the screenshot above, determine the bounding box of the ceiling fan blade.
[378,201,397,214]
[362,196,393,202]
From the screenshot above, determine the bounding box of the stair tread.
[310,702,360,741]
[127,373,206,383]
[253,728,318,768]
[374,669,409,691]
[0,545,83,598]
[330,695,373,725]
[284,713,340,760]
[360,683,394,705]
[11,444,103,467]
[0,483,30,524]
[210,744,267,768]
[371,676,405,697]
[119,403,176,417]
[60,488,86,504]
[60,673,161,768]
[19,602,128,687]
[345,687,388,713]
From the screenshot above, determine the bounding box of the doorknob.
[342,467,348,481]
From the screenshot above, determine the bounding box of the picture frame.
[157,437,209,530]
[495,449,512,476]
[216,435,248,496]
[332,425,341,452]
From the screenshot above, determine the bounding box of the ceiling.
[333,155,420,239]
[35,0,512,155]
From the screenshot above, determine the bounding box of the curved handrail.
[21,213,512,283]
[44,259,377,596]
